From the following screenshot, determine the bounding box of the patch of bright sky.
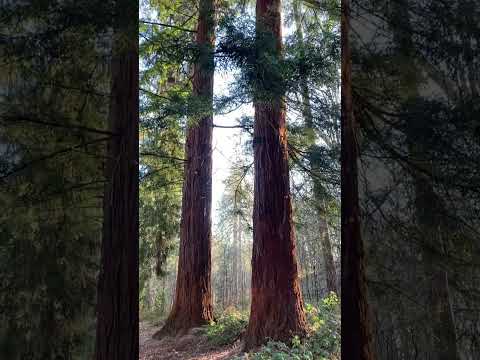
[140,1,309,224]
[211,12,296,225]
[212,70,252,225]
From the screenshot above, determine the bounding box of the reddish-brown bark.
[244,0,307,350]
[95,0,139,358]
[153,0,215,338]
[341,0,376,358]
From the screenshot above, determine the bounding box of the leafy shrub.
[201,307,249,346]
[237,293,340,360]
[306,292,340,357]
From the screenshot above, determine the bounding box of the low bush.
[201,307,249,346]
[237,293,340,360]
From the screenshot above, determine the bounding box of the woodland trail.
[140,321,244,360]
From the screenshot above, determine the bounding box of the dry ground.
[140,321,244,360]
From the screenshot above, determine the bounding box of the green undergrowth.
[242,292,340,360]
[202,293,340,359]
[201,306,249,346]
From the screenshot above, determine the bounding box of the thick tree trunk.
[293,0,338,295]
[153,0,215,337]
[340,0,376,358]
[244,0,307,350]
[95,0,139,358]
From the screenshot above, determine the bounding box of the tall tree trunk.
[244,0,307,350]
[154,0,215,337]
[341,0,376,358]
[95,0,139,358]
[292,0,338,294]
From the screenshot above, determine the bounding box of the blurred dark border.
[342,0,480,358]
[0,1,139,359]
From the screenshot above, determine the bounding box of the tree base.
[243,293,308,352]
[243,326,307,352]
[152,311,212,340]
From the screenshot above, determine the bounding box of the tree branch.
[140,20,196,33]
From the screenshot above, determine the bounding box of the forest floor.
[140,321,244,360]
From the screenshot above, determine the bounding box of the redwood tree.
[340,0,376,358]
[244,0,307,350]
[95,0,139,358]
[153,0,215,337]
